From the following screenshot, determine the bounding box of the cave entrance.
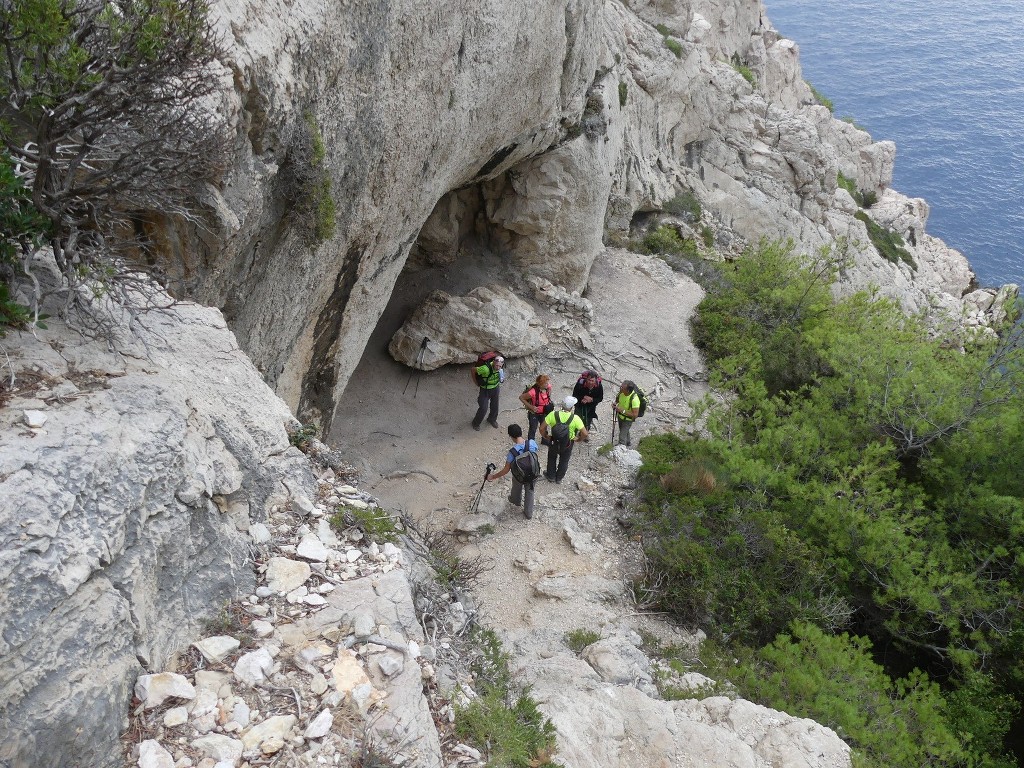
[326,185,525,518]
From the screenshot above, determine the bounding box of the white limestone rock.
[135,673,196,710]
[192,636,240,663]
[265,557,311,593]
[233,647,275,687]
[138,739,174,768]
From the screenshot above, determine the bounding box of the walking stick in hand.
[470,463,497,515]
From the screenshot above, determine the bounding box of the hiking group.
[475,352,647,518]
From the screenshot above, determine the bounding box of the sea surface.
[764,0,1024,287]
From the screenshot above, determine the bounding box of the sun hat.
[563,395,578,409]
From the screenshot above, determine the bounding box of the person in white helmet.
[538,395,589,484]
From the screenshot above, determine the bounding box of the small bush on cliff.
[282,112,337,245]
[730,54,756,86]
[663,191,702,222]
[808,82,834,112]
[854,210,916,269]
[455,627,558,768]
[837,172,878,208]
[618,81,628,107]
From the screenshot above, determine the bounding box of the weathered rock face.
[160,0,1010,434]
[0,303,299,768]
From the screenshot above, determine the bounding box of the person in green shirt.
[539,396,589,483]
[471,354,504,430]
[613,380,641,447]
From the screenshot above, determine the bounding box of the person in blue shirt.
[487,423,539,519]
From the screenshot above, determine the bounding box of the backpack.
[509,443,540,483]
[577,370,602,387]
[550,411,572,449]
[634,385,648,418]
[472,351,499,387]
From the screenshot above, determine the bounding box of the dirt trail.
[328,247,708,639]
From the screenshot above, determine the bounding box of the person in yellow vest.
[471,355,504,430]
[613,380,641,447]
[539,396,589,484]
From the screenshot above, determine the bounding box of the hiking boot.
[472,422,481,431]
[555,479,562,484]
[488,419,499,429]
[524,508,533,520]
[543,473,555,482]
[507,495,521,507]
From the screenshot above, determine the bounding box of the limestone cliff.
[153,0,1005,433]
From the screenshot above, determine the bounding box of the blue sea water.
[764,0,1024,287]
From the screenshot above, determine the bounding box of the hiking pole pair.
[403,336,429,397]
[470,462,497,515]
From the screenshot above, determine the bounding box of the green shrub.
[654,23,672,36]
[330,505,399,544]
[837,172,878,209]
[663,191,701,221]
[564,628,601,654]
[854,210,916,269]
[807,82,834,112]
[287,423,318,449]
[455,628,558,768]
[640,226,698,261]
[730,54,755,86]
[720,623,968,768]
[664,38,682,58]
[284,113,337,245]
[700,225,714,248]
[618,81,628,107]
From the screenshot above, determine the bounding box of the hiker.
[487,424,540,518]
[539,395,589,484]
[519,374,554,442]
[471,354,504,430]
[572,371,604,431]
[613,380,641,447]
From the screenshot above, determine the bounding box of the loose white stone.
[255,586,273,598]
[266,557,311,592]
[345,549,361,563]
[135,673,196,709]
[407,640,420,658]
[303,593,327,606]
[163,707,188,728]
[304,709,334,739]
[249,522,272,544]
[241,714,297,751]
[376,654,403,677]
[192,636,240,663]
[191,734,243,762]
[251,620,274,638]
[233,647,274,686]
[23,409,47,429]
[138,739,174,768]
[297,533,330,562]
[310,673,329,695]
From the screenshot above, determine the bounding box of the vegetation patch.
[837,172,878,208]
[618,81,628,107]
[635,240,1024,767]
[330,505,399,544]
[730,54,756,86]
[455,627,558,768]
[807,82,834,112]
[283,113,337,245]
[663,191,702,222]
[564,628,601,654]
[854,210,915,269]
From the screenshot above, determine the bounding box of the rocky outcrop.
[0,303,298,768]
[149,0,1012,434]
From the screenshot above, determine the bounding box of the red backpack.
[577,370,602,387]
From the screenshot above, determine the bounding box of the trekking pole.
[403,337,429,397]
[470,462,497,515]
[610,403,617,446]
